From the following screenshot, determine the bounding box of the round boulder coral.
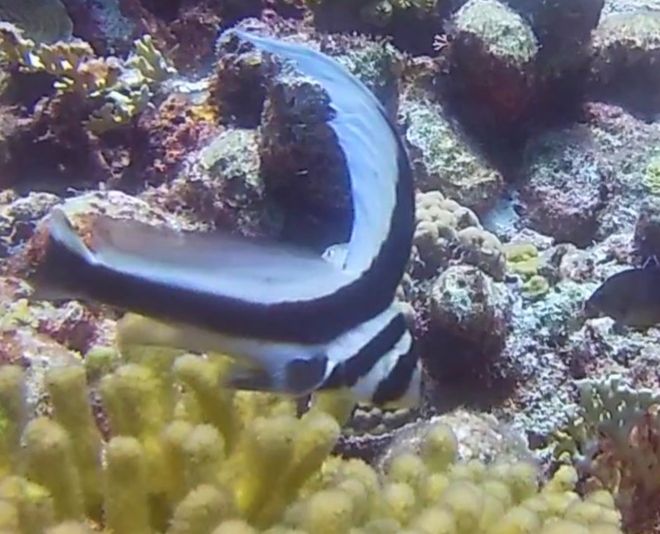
[413,191,506,280]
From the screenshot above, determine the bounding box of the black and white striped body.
[29,28,421,407]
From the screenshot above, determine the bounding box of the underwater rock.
[400,96,504,213]
[259,69,352,250]
[160,128,277,237]
[321,33,404,118]
[0,191,60,258]
[520,125,607,246]
[602,0,660,15]
[126,93,218,188]
[492,280,595,443]
[590,10,660,116]
[35,300,108,355]
[212,18,404,124]
[424,265,512,382]
[445,0,538,132]
[2,93,110,190]
[305,0,444,54]
[211,26,277,128]
[12,190,189,283]
[167,4,222,73]
[585,102,660,239]
[377,409,533,470]
[503,0,604,74]
[60,0,173,56]
[634,196,660,260]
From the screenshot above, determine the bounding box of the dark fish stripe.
[371,340,418,405]
[320,314,407,389]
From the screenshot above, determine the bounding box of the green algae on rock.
[451,0,539,68]
[401,96,504,213]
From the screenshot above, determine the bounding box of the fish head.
[583,282,629,321]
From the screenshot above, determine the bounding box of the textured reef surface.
[1,0,660,533]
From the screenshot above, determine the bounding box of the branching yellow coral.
[0,360,624,533]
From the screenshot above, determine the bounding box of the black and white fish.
[27,28,420,407]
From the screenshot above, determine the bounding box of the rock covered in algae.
[589,9,660,116]
[634,196,660,260]
[211,25,277,128]
[400,95,504,213]
[259,66,353,250]
[320,32,404,117]
[161,127,277,237]
[7,189,206,302]
[446,0,539,127]
[0,0,72,44]
[0,191,60,257]
[519,125,607,246]
[503,0,603,74]
[424,265,512,379]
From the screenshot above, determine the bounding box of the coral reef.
[0,2,659,533]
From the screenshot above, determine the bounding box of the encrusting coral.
[503,242,551,299]
[0,350,625,533]
[413,190,506,280]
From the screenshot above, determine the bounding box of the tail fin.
[28,208,95,301]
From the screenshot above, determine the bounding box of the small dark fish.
[584,258,660,328]
[0,0,72,43]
